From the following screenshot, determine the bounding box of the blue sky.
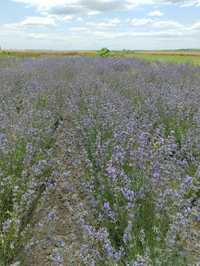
[0,0,200,50]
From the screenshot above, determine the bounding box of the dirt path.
[22,177,84,265]
[20,121,90,266]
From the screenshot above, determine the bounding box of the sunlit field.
[125,52,200,65]
[1,50,200,65]
[0,56,200,265]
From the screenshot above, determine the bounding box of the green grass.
[1,49,200,65]
[110,51,200,65]
[131,53,200,65]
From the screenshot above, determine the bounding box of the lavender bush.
[0,57,199,265]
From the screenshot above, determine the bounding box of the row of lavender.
[0,57,199,265]
[0,57,73,264]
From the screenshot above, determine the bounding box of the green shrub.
[98,48,111,57]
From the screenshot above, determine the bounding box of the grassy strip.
[0,50,96,58]
[1,50,200,64]
[109,51,200,64]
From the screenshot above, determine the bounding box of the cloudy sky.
[0,0,200,50]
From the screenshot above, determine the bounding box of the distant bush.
[97,48,110,57]
[0,50,12,56]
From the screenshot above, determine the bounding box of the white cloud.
[1,20,200,50]
[12,0,200,16]
[129,18,154,26]
[152,20,183,29]
[148,10,163,17]
[56,15,74,21]
[12,0,129,14]
[3,14,74,30]
[108,18,121,24]
[4,16,57,29]
[129,17,184,31]
[77,17,84,21]
[189,21,200,30]
[1,0,199,50]
[69,26,89,32]
[87,11,101,16]
[86,18,120,29]
[12,0,70,10]
[21,16,56,26]
[28,32,49,39]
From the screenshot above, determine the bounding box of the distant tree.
[97,48,110,57]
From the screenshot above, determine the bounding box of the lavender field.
[0,57,200,266]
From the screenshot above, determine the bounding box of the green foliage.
[0,51,12,57]
[35,95,49,109]
[0,140,27,264]
[97,48,111,57]
[0,133,55,264]
[81,121,179,265]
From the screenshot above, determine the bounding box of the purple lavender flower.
[106,165,117,181]
[184,175,193,185]
[103,201,110,210]
[52,252,64,264]
[2,219,12,233]
[47,210,57,222]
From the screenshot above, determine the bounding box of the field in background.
[117,51,200,65]
[109,50,200,64]
[0,50,96,58]
[1,49,200,64]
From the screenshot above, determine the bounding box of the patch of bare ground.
[20,120,91,266]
